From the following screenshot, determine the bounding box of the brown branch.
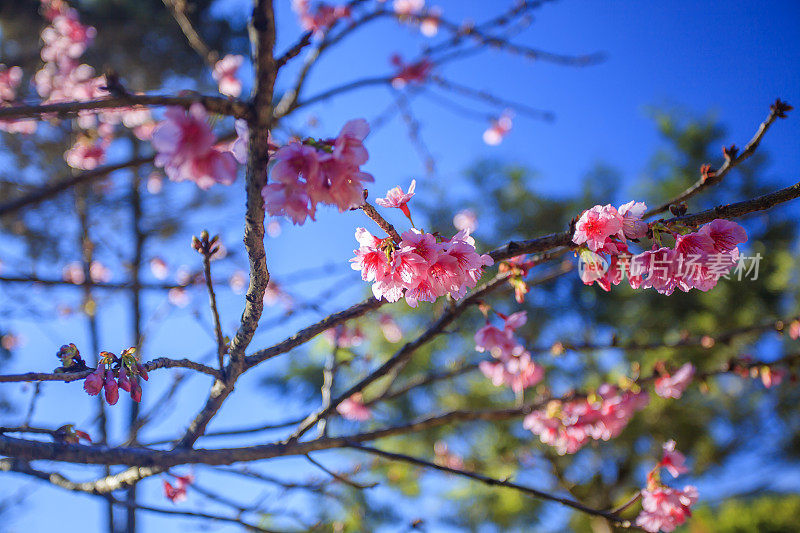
[661,179,800,228]
[285,271,520,442]
[0,356,222,383]
[0,275,195,291]
[358,200,402,243]
[244,297,386,368]
[645,99,791,217]
[196,232,227,369]
[0,156,153,218]
[346,443,633,527]
[161,0,219,66]
[429,75,554,121]
[0,94,251,121]
[174,0,278,450]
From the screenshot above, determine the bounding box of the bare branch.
[645,99,792,217]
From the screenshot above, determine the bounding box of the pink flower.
[375,179,416,219]
[83,365,104,395]
[453,209,478,233]
[618,200,648,240]
[0,65,23,102]
[660,440,689,478]
[523,386,649,455]
[483,111,513,146]
[474,323,520,358]
[337,393,371,421]
[371,246,428,302]
[153,104,239,189]
[179,147,238,189]
[572,204,624,252]
[331,118,370,167]
[393,0,424,17]
[350,228,390,282]
[231,119,249,164]
[698,219,747,253]
[262,177,314,225]
[65,136,109,170]
[655,363,695,399]
[636,485,698,533]
[390,55,433,88]
[479,352,544,394]
[212,54,243,97]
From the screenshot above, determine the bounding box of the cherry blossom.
[618,200,648,240]
[654,363,695,399]
[152,104,237,189]
[479,352,544,394]
[337,393,371,421]
[64,136,109,170]
[264,120,373,223]
[523,385,649,455]
[453,209,478,233]
[636,485,698,533]
[572,204,624,252]
[212,54,244,97]
[375,179,416,220]
[660,440,689,478]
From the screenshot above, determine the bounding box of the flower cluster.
[163,473,194,503]
[263,119,373,224]
[152,104,238,189]
[0,64,36,134]
[83,348,148,405]
[292,0,351,36]
[574,201,748,295]
[654,363,695,399]
[351,227,493,306]
[475,311,544,394]
[523,384,649,455]
[212,54,244,97]
[636,441,698,532]
[34,1,156,168]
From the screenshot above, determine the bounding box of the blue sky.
[2,0,800,531]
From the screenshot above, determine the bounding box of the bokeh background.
[1,0,800,531]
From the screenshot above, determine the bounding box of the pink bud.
[83,365,104,396]
[136,363,149,381]
[130,380,142,403]
[104,370,119,405]
[117,367,132,392]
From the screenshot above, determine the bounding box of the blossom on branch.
[152,104,238,189]
[264,119,373,223]
[636,485,698,533]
